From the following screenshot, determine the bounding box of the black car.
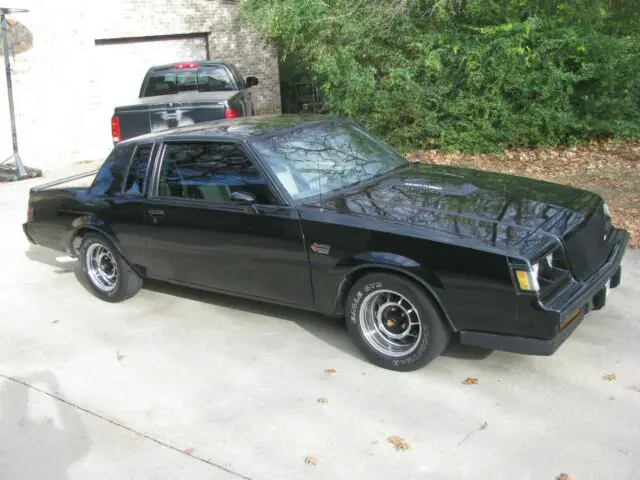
[23,115,629,371]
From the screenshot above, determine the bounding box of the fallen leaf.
[316,397,328,405]
[629,386,640,392]
[387,435,411,452]
[116,350,126,362]
[183,448,194,455]
[602,373,616,381]
[324,368,337,376]
[304,456,318,465]
[609,396,616,400]
[555,474,575,480]
[50,320,59,324]
[463,377,478,385]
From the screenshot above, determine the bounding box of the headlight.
[545,253,554,267]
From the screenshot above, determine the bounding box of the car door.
[142,139,314,308]
[83,142,155,266]
[228,64,253,115]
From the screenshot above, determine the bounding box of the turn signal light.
[515,269,539,292]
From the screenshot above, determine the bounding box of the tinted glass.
[89,144,135,196]
[143,66,234,97]
[249,123,407,200]
[157,142,277,205]
[229,64,245,89]
[124,144,153,195]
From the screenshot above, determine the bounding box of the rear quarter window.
[123,144,154,195]
[89,144,135,197]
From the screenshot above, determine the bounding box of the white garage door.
[81,36,208,159]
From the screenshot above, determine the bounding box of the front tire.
[78,232,142,303]
[346,272,450,371]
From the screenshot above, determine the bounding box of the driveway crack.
[0,373,253,480]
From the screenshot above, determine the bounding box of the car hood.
[306,163,601,257]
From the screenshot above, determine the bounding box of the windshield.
[143,66,234,97]
[249,122,408,201]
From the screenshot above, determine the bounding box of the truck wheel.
[346,273,450,371]
[78,232,142,303]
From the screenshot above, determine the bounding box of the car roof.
[120,114,336,144]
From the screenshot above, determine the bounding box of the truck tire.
[78,232,142,303]
[346,272,450,371]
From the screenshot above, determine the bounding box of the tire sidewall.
[79,233,127,302]
[346,273,446,371]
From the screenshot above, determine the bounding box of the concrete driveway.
[1,167,639,480]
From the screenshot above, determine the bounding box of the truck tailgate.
[114,91,237,141]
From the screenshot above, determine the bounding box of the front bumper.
[460,228,629,355]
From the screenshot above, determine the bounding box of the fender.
[331,252,456,331]
[66,215,143,276]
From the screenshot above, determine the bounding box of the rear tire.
[346,272,450,371]
[78,232,142,303]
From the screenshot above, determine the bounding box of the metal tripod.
[0,7,41,181]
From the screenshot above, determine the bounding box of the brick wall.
[0,0,280,169]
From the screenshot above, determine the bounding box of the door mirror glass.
[246,76,259,88]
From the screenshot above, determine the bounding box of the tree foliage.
[239,0,640,152]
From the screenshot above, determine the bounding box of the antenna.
[0,7,42,181]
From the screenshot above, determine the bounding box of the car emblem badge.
[310,243,330,255]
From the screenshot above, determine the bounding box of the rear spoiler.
[29,169,99,194]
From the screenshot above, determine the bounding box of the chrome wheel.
[358,289,423,357]
[85,243,118,292]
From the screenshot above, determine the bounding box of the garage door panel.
[85,37,208,156]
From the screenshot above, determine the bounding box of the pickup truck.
[111,61,259,144]
[23,115,628,372]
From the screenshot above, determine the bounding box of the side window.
[229,65,245,89]
[124,144,153,195]
[156,142,277,205]
[89,144,135,196]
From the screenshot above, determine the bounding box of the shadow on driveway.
[0,371,90,480]
[25,244,495,365]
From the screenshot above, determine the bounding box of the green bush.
[240,0,640,153]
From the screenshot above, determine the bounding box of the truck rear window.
[142,66,234,97]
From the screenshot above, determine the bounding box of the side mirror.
[230,190,259,214]
[245,76,259,88]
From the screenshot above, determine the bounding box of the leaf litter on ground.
[387,435,411,451]
[463,377,478,385]
[602,373,616,381]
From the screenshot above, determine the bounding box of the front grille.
[563,205,609,281]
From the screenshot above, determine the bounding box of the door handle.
[148,209,165,219]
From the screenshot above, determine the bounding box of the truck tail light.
[27,205,33,221]
[224,108,239,119]
[176,62,198,69]
[111,115,121,144]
